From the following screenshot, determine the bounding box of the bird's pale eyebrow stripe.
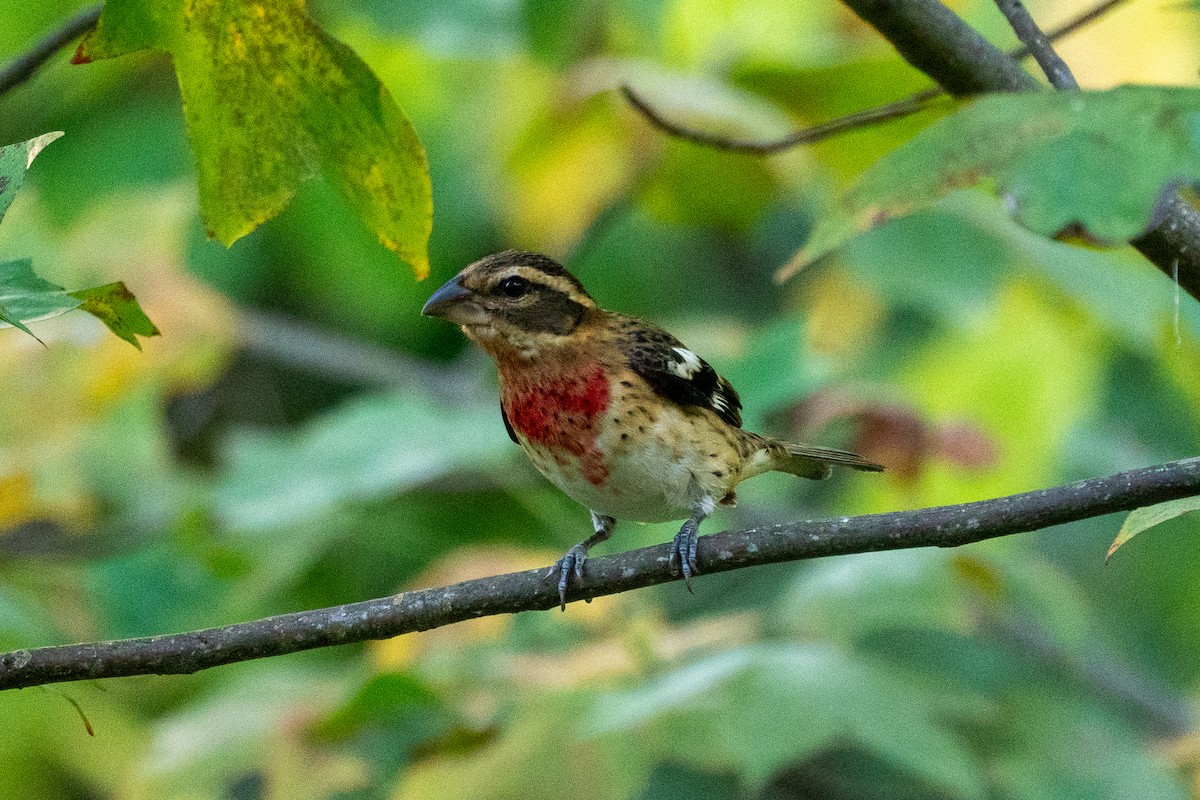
[502,267,592,302]
[669,347,702,378]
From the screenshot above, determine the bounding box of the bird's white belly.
[520,414,712,523]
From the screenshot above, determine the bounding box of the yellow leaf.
[79,0,431,276]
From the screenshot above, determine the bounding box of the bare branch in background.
[0,4,101,97]
[235,307,485,401]
[621,84,947,155]
[993,0,1080,89]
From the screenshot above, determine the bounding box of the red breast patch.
[504,365,610,486]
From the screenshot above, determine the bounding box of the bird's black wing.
[618,317,743,427]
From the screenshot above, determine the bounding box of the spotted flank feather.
[617,316,743,427]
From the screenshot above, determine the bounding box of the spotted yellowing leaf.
[780,86,1200,280]
[69,282,162,349]
[0,135,160,347]
[76,0,432,277]
[0,261,160,348]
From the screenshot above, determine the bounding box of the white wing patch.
[669,347,702,379]
[710,391,730,415]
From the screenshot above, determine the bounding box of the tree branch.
[621,0,1123,155]
[1,457,1197,692]
[846,0,1039,93]
[993,0,1079,89]
[0,4,101,97]
[840,0,1200,302]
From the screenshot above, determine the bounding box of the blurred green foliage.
[790,86,1200,274]
[0,0,1199,798]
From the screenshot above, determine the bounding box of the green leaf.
[588,644,985,797]
[69,282,162,350]
[0,261,159,348]
[77,0,432,277]
[0,260,78,341]
[313,672,444,741]
[1107,495,1200,561]
[522,0,603,68]
[782,87,1200,278]
[0,132,159,347]
[0,132,62,224]
[988,690,1188,800]
[779,550,971,644]
[213,390,512,530]
[395,691,652,800]
[840,190,1190,351]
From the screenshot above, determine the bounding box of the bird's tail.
[769,439,885,480]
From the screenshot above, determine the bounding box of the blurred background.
[1,0,1199,797]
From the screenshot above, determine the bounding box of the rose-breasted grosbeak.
[423,251,883,607]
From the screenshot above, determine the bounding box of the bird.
[422,250,883,608]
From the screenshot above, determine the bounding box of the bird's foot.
[669,520,700,592]
[546,544,589,611]
[545,513,615,611]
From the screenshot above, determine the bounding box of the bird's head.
[422,251,597,359]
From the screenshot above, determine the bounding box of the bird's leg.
[547,511,616,610]
[670,496,715,592]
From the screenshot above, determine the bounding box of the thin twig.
[1011,0,1125,61]
[1,457,1197,691]
[621,84,946,155]
[0,4,101,97]
[621,0,1124,155]
[994,0,1080,89]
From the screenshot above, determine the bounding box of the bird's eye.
[496,276,531,299]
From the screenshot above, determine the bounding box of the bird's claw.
[669,523,700,592]
[546,544,589,611]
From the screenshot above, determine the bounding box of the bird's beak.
[422,276,489,325]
